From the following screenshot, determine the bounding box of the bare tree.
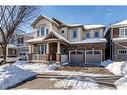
[0,6,39,64]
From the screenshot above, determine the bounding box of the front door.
[49,43,57,61]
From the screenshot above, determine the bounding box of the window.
[77,51,83,54]
[86,51,93,54]
[118,49,127,55]
[38,45,46,54]
[46,28,49,35]
[37,27,49,36]
[61,30,64,33]
[41,27,45,36]
[86,32,90,38]
[72,31,77,38]
[95,32,99,38]
[71,51,76,54]
[94,51,101,54]
[17,37,24,44]
[119,28,127,37]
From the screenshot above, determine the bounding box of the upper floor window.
[17,37,24,44]
[95,32,99,38]
[37,27,49,37]
[72,30,77,38]
[86,32,90,38]
[119,28,127,37]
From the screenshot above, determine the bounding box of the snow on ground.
[107,61,127,76]
[115,75,127,89]
[102,60,127,89]
[14,61,61,73]
[54,77,112,90]
[0,64,37,89]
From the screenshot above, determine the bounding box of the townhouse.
[26,15,107,65]
[106,20,127,61]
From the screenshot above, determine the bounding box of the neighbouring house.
[106,20,127,61]
[0,31,33,62]
[16,31,34,60]
[26,15,107,65]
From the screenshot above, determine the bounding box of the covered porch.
[27,31,69,63]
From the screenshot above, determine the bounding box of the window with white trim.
[119,28,127,37]
[95,32,99,38]
[118,49,127,55]
[86,32,90,38]
[37,27,49,37]
[72,30,77,38]
[38,45,46,54]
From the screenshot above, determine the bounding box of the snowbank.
[15,63,61,74]
[106,61,127,76]
[115,75,127,89]
[0,64,37,89]
[102,60,127,89]
[54,77,112,90]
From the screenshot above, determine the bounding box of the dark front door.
[49,43,57,61]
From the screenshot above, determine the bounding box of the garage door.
[85,50,102,64]
[70,50,84,63]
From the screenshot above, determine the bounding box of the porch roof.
[26,37,45,43]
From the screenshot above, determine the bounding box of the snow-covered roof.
[26,37,44,43]
[70,38,107,44]
[7,44,17,48]
[84,25,105,30]
[113,37,127,42]
[111,20,127,27]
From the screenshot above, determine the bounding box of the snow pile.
[14,61,61,74]
[106,61,127,76]
[115,75,127,89]
[13,60,28,65]
[0,64,37,89]
[102,60,127,89]
[101,60,113,67]
[54,77,111,90]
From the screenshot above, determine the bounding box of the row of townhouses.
[1,15,127,65]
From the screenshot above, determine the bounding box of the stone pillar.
[46,43,50,62]
[56,42,61,63]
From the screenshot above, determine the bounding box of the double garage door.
[70,50,102,64]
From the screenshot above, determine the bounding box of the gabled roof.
[31,15,59,27]
[111,20,127,27]
[43,30,70,43]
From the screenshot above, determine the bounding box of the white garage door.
[70,50,84,63]
[85,50,102,64]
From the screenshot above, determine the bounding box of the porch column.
[28,44,32,60]
[56,42,61,63]
[46,43,50,62]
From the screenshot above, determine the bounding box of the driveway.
[11,66,119,90]
[12,74,118,90]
